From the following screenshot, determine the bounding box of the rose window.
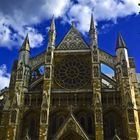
[54,56,91,89]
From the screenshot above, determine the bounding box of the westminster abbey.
[0,15,140,140]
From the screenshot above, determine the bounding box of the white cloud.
[68,4,91,33]
[42,0,71,18]
[0,0,139,48]
[0,0,71,49]
[0,64,10,90]
[0,14,44,49]
[67,0,140,32]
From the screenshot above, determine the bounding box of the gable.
[57,27,89,50]
[53,113,89,140]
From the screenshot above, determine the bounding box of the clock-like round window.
[54,56,91,89]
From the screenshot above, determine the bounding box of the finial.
[71,21,75,27]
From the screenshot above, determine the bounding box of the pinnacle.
[20,34,30,52]
[50,15,56,31]
[90,13,96,31]
[116,32,126,50]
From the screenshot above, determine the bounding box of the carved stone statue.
[15,86,21,106]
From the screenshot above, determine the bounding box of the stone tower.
[0,16,140,140]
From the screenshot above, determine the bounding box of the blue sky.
[0,0,140,90]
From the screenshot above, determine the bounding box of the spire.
[116,33,126,50]
[90,13,96,32]
[89,13,97,46]
[50,15,56,32]
[20,34,30,52]
[48,15,56,47]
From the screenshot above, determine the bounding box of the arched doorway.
[59,131,85,140]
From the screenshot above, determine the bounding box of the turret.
[89,14,97,47]
[115,33,140,140]
[16,34,31,90]
[48,15,56,48]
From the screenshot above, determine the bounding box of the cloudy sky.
[0,0,140,90]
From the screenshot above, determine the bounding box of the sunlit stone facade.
[0,16,140,140]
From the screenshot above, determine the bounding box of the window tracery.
[54,56,91,89]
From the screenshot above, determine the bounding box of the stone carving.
[94,66,99,77]
[122,59,128,77]
[42,91,49,108]
[41,110,47,123]
[93,79,102,114]
[14,86,21,106]
[17,63,23,79]
[67,120,76,130]
[96,109,102,123]
[93,46,98,62]
[45,67,51,79]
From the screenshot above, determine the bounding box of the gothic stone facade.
[0,16,140,140]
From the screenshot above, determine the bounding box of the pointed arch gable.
[53,113,89,140]
[57,27,89,50]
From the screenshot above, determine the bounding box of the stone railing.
[51,93,92,107]
[24,93,42,107]
[102,92,122,107]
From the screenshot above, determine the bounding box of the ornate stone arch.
[53,113,89,140]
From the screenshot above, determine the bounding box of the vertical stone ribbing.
[90,14,104,140]
[39,16,56,140]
